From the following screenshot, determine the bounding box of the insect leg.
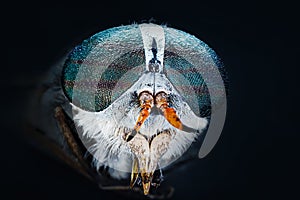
[54,106,93,180]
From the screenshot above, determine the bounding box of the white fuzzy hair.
[71,72,207,179]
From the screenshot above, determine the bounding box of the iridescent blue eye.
[62,25,145,112]
[62,24,227,117]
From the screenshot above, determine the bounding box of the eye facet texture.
[62,24,226,116]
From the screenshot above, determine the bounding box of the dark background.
[2,1,299,199]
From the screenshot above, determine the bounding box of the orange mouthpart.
[162,107,183,130]
[132,91,183,137]
[134,104,152,131]
[134,91,154,132]
[155,92,183,130]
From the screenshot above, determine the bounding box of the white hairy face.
[73,67,207,194]
[71,62,208,194]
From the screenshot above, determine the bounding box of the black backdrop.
[2,1,299,199]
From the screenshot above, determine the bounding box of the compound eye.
[62,25,146,112]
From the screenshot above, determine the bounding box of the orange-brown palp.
[134,104,152,132]
[125,92,154,142]
[162,107,183,130]
[134,91,154,131]
[155,92,183,130]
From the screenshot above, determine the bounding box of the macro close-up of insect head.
[3,2,299,200]
[26,23,228,199]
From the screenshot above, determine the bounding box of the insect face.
[28,22,229,197]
